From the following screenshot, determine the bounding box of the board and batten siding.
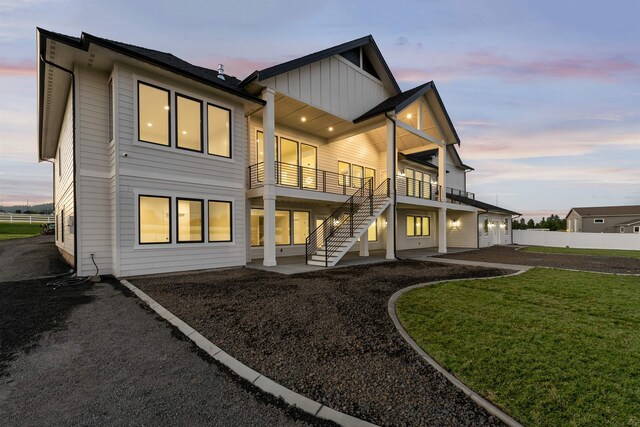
[262,55,390,121]
[114,64,247,276]
[76,66,114,276]
[54,88,75,261]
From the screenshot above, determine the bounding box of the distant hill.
[0,203,54,214]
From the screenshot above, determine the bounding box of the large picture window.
[209,201,232,242]
[139,195,171,244]
[177,198,203,243]
[293,211,310,244]
[275,210,291,245]
[407,215,430,237]
[138,82,170,146]
[176,94,202,152]
[208,104,231,158]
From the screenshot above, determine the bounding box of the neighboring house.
[566,205,640,234]
[37,29,519,277]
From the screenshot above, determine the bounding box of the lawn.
[521,245,640,259]
[396,268,640,426]
[0,223,43,240]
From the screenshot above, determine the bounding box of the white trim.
[593,218,605,223]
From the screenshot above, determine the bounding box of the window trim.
[619,227,625,233]
[634,226,640,233]
[138,194,172,245]
[207,200,233,243]
[351,164,365,188]
[338,160,351,186]
[594,218,604,223]
[300,143,318,190]
[406,215,431,237]
[175,92,204,153]
[207,102,232,159]
[483,216,489,236]
[137,81,171,147]
[176,197,204,244]
[292,210,311,245]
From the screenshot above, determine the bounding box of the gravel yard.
[437,245,640,274]
[132,260,512,426]
[0,235,70,282]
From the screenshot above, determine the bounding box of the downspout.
[385,112,400,260]
[40,54,78,273]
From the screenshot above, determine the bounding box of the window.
[208,201,232,242]
[177,198,203,243]
[139,196,170,244]
[300,143,317,189]
[176,94,203,152]
[293,211,310,244]
[338,161,351,186]
[108,79,113,141]
[250,209,291,246]
[368,221,377,242]
[352,164,364,188]
[483,216,489,235]
[138,82,170,146]
[594,218,604,223]
[256,131,278,164]
[407,215,430,237]
[634,226,639,233]
[620,227,625,233]
[279,138,299,186]
[208,104,231,157]
[504,218,509,235]
[365,167,376,187]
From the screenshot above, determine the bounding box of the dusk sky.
[1,0,638,218]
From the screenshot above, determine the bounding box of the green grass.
[521,245,640,259]
[0,223,43,240]
[397,269,640,426]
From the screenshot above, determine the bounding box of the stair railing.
[305,178,390,266]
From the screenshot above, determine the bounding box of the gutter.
[40,53,78,273]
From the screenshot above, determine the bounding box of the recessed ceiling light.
[407,113,413,119]
[147,122,153,127]
[328,127,334,131]
[301,117,307,122]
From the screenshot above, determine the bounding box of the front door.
[492,221,500,245]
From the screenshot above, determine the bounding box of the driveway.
[0,238,320,426]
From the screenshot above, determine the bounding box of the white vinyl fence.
[513,230,640,251]
[0,213,54,224]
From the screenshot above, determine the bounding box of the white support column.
[262,87,277,266]
[438,143,447,253]
[386,115,396,260]
[359,235,369,257]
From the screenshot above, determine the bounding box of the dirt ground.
[436,245,640,274]
[133,260,512,427]
[0,235,70,282]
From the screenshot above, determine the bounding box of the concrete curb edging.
[388,271,527,427]
[119,279,377,427]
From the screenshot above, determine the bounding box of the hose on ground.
[46,254,99,289]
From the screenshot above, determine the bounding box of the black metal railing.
[248,162,374,196]
[396,175,440,201]
[446,187,475,204]
[305,178,390,266]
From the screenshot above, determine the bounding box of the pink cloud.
[394,51,640,83]
[0,59,35,76]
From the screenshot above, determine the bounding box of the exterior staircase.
[306,178,391,267]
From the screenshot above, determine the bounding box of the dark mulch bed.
[437,246,640,274]
[132,260,512,426]
[0,279,94,376]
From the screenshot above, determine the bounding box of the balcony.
[396,175,441,201]
[446,187,475,204]
[249,162,372,196]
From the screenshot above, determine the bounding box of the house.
[37,29,519,277]
[566,205,640,234]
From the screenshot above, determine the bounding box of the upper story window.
[339,47,380,79]
[594,218,604,223]
[176,94,202,152]
[208,104,231,158]
[138,82,170,146]
[137,80,232,158]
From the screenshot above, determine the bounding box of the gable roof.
[566,205,640,219]
[447,193,521,216]
[353,82,461,144]
[38,29,264,105]
[239,35,401,93]
[615,218,640,226]
[405,146,473,171]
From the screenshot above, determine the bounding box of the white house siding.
[446,210,478,248]
[114,64,247,276]
[396,208,438,250]
[263,55,390,121]
[54,88,75,262]
[76,67,114,276]
[478,213,512,247]
[445,159,466,192]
